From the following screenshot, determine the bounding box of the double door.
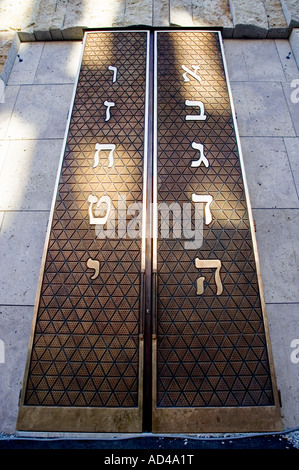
[17,30,282,433]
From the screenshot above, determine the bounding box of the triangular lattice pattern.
[24,32,147,408]
[156,32,274,408]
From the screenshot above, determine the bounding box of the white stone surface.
[153,0,170,26]
[267,303,299,429]
[8,42,44,85]
[192,0,233,32]
[5,83,74,140]
[33,41,82,84]
[290,29,299,71]
[275,39,299,82]
[0,139,63,211]
[0,306,34,434]
[124,0,153,26]
[0,85,20,139]
[229,0,269,38]
[240,136,299,208]
[280,0,299,27]
[0,211,49,305]
[231,81,296,137]
[253,208,299,303]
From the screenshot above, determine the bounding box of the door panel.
[152,31,282,432]
[17,31,149,432]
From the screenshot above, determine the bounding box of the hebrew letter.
[192,193,213,225]
[93,143,116,168]
[182,65,201,82]
[104,101,115,121]
[108,65,118,83]
[88,194,111,225]
[185,100,206,121]
[87,258,100,280]
[191,142,209,168]
[195,258,223,296]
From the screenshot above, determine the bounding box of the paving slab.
[0,85,20,139]
[0,211,49,306]
[89,0,126,28]
[282,80,299,136]
[229,0,269,38]
[240,136,299,208]
[223,39,287,82]
[267,303,299,428]
[230,81,296,137]
[7,42,44,86]
[0,306,34,434]
[253,208,299,304]
[280,0,299,27]
[124,0,153,26]
[264,0,289,39]
[0,139,64,211]
[275,39,299,82]
[290,29,299,69]
[5,83,74,140]
[284,137,299,195]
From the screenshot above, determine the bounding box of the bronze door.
[17,30,282,433]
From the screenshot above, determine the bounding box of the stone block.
[230,81,295,137]
[229,0,269,38]
[8,42,44,86]
[0,32,20,85]
[192,0,233,35]
[49,28,64,41]
[170,0,193,26]
[61,26,84,40]
[17,30,36,43]
[223,39,286,81]
[240,136,299,209]
[0,139,64,211]
[6,83,74,140]
[264,0,289,38]
[153,0,170,27]
[267,303,299,428]
[89,0,126,28]
[280,0,299,28]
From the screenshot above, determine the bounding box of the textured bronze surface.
[154,31,280,415]
[19,32,147,420]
